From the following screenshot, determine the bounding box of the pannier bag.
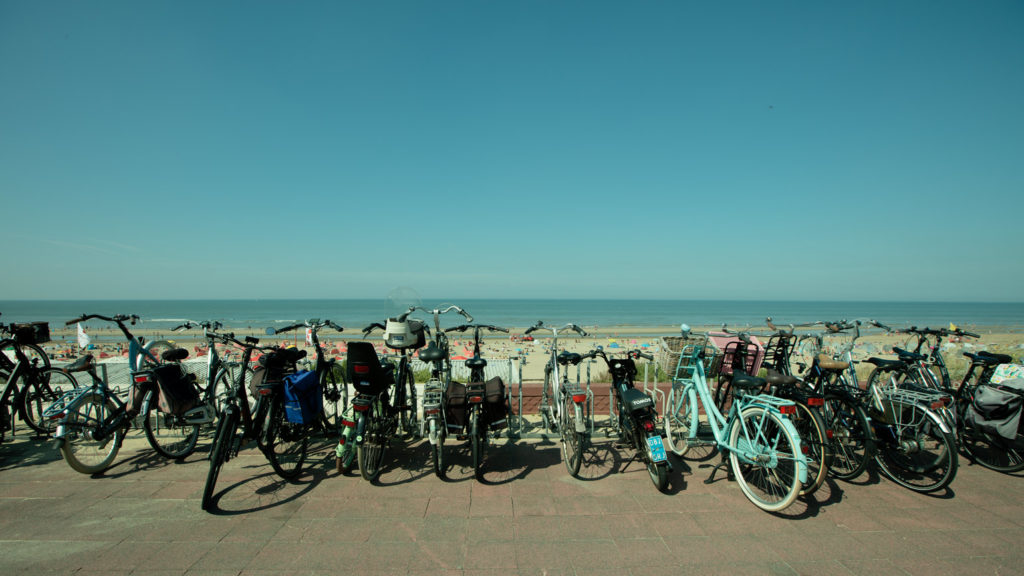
[283,370,322,425]
[965,378,1024,442]
[152,364,200,415]
[13,322,50,345]
[445,377,509,431]
[384,319,427,350]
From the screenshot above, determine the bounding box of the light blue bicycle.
[662,325,808,512]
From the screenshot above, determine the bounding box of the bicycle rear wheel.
[728,406,802,512]
[202,409,238,511]
[59,393,123,475]
[961,427,1024,473]
[320,365,345,431]
[874,405,958,493]
[396,367,418,438]
[264,395,309,480]
[822,391,874,481]
[470,409,484,479]
[560,394,583,477]
[791,401,829,497]
[540,367,556,433]
[21,368,78,435]
[663,387,693,457]
[141,390,200,460]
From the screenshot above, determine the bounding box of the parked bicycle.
[268,318,346,431]
[662,325,807,512]
[202,331,310,510]
[526,321,593,477]
[442,321,510,480]
[582,346,670,491]
[45,314,205,473]
[349,308,430,481]
[1,317,73,440]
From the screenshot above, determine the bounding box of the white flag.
[305,328,314,346]
[77,323,91,349]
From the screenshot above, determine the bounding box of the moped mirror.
[680,323,691,337]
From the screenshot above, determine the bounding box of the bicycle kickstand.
[704,454,735,485]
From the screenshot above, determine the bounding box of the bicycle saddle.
[816,354,850,371]
[764,368,798,387]
[418,343,445,363]
[893,347,927,363]
[65,354,95,373]
[557,352,582,366]
[465,356,487,369]
[161,348,189,362]
[865,357,905,371]
[731,371,766,392]
[977,351,1012,364]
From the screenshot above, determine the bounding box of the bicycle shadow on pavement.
[367,438,436,487]
[458,436,558,485]
[0,435,64,471]
[205,466,326,516]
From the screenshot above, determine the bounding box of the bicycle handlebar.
[362,322,386,336]
[65,313,139,326]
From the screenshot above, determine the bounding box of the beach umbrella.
[609,342,620,349]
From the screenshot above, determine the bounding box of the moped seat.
[620,387,654,413]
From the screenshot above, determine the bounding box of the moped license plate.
[646,435,667,463]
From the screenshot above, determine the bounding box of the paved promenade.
[0,424,1022,575]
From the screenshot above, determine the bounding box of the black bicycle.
[0,317,69,441]
[202,332,309,511]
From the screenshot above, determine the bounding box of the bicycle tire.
[560,393,583,477]
[2,342,51,376]
[874,405,958,493]
[336,408,358,474]
[791,401,829,497]
[141,389,200,460]
[822,391,874,481]
[960,426,1024,473]
[21,368,78,435]
[645,428,670,492]
[663,387,692,457]
[471,409,483,478]
[430,427,446,479]
[728,406,802,512]
[264,394,309,480]
[0,370,11,442]
[202,409,238,511]
[540,366,556,433]
[357,410,387,482]
[320,365,345,431]
[59,393,123,475]
[396,366,418,438]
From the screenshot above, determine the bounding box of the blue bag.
[282,370,322,424]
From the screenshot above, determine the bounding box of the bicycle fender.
[781,417,809,485]
[921,405,953,435]
[354,412,367,444]
[574,404,586,433]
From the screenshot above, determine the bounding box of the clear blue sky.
[2,1,1021,301]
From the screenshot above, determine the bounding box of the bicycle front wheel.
[202,409,238,511]
[470,409,483,478]
[961,427,1024,473]
[560,394,583,477]
[728,406,802,512]
[264,395,310,480]
[59,393,123,475]
[21,368,78,435]
[430,424,446,479]
[320,365,345,431]
[663,387,693,457]
[142,390,200,460]
[540,367,556,433]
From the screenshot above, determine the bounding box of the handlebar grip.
[244,336,258,344]
[639,352,654,361]
[491,326,509,333]
[573,325,588,337]
[524,326,538,335]
[965,331,980,338]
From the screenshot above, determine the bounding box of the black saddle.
[764,368,798,387]
[557,352,582,366]
[65,354,95,373]
[866,357,905,371]
[161,348,189,362]
[465,356,487,369]
[893,347,927,363]
[967,351,1012,365]
[731,371,766,392]
[419,343,445,363]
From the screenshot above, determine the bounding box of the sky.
[1,1,1022,302]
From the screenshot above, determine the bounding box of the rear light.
[802,445,810,455]
[642,420,655,432]
[48,411,66,421]
[134,375,150,383]
[807,398,824,407]
[930,400,945,410]
[778,405,796,415]
[354,365,370,374]
[826,429,834,439]
[259,388,274,396]
[469,396,483,404]
[572,394,587,403]
[338,437,346,446]
[353,403,370,412]
[340,419,356,428]
[424,408,440,415]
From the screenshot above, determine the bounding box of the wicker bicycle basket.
[657,335,721,381]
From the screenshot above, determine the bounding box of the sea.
[2,299,1023,334]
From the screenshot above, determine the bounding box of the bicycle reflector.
[340,419,356,428]
[353,403,370,412]
[354,364,370,374]
[778,405,797,415]
[469,395,483,404]
[572,393,587,403]
[133,374,151,383]
[424,406,441,415]
[807,397,824,407]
